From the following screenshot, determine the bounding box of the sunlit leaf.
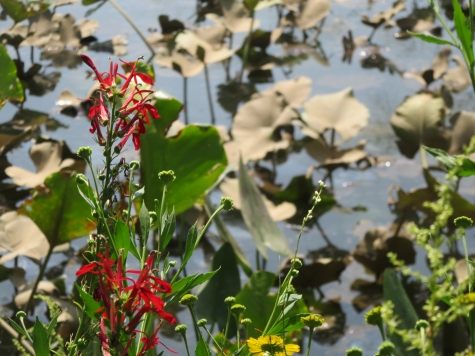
[0,0,49,23]
[0,44,24,108]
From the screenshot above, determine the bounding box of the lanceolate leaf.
[0,44,24,108]
[239,157,291,258]
[408,32,455,47]
[32,317,49,356]
[167,269,219,306]
[20,172,95,246]
[452,0,474,68]
[425,146,475,177]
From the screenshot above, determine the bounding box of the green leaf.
[383,269,419,356]
[141,92,227,214]
[267,313,309,335]
[195,337,212,356]
[204,196,252,276]
[131,186,145,201]
[167,269,219,306]
[183,222,199,265]
[33,317,49,356]
[408,32,455,47]
[235,271,277,338]
[453,0,474,68]
[0,0,49,23]
[195,243,241,334]
[82,0,102,4]
[424,146,475,177]
[239,157,291,258]
[159,207,175,252]
[243,0,259,11]
[9,319,29,338]
[75,282,101,320]
[0,44,24,108]
[114,217,130,260]
[20,172,95,246]
[139,201,150,244]
[46,313,60,337]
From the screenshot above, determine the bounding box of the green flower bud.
[129,160,140,171]
[230,304,246,315]
[77,146,92,161]
[301,314,324,328]
[291,258,302,269]
[346,347,363,356]
[197,319,207,327]
[169,260,177,267]
[92,210,99,218]
[175,324,187,335]
[241,318,252,325]
[289,269,299,278]
[415,319,429,330]
[75,174,89,185]
[158,170,176,185]
[149,211,158,223]
[365,306,383,326]
[98,173,106,181]
[377,341,395,356]
[224,296,236,305]
[179,294,198,305]
[455,216,473,229]
[459,292,475,304]
[16,311,26,319]
[220,197,234,211]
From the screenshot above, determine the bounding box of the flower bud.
[99,173,106,181]
[289,269,299,278]
[415,319,429,330]
[149,211,158,223]
[241,318,252,326]
[291,258,302,269]
[158,170,176,185]
[377,341,395,356]
[175,324,187,335]
[76,174,89,185]
[454,216,473,229]
[220,197,234,211]
[77,146,92,161]
[169,260,177,267]
[365,306,382,326]
[197,319,207,327]
[301,314,324,328]
[129,160,140,171]
[16,311,26,319]
[179,294,198,305]
[230,304,246,315]
[346,347,363,356]
[224,296,236,305]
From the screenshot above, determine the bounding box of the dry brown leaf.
[305,139,368,166]
[21,10,55,47]
[5,140,75,187]
[449,111,475,154]
[0,211,49,264]
[262,76,312,108]
[301,87,370,142]
[444,55,471,93]
[220,178,296,221]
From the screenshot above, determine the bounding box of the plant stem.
[204,64,216,125]
[420,327,426,356]
[239,11,255,83]
[420,144,428,170]
[378,323,386,341]
[183,333,192,356]
[235,317,241,348]
[306,328,314,356]
[223,306,231,353]
[203,325,224,354]
[0,318,35,355]
[183,77,189,125]
[188,306,204,343]
[462,233,472,292]
[108,0,155,56]
[24,244,54,314]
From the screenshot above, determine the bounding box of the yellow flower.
[247,335,300,356]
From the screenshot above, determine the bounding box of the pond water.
[2,0,475,354]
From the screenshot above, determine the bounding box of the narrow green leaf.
[76,185,96,210]
[139,202,151,245]
[424,146,475,177]
[183,222,199,265]
[383,269,419,356]
[267,313,310,335]
[114,217,130,260]
[239,157,291,258]
[46,313,61,337]
[9,319,29,338]
[132,186,145,201]
[243,0,259,11]
[159,207,175,252]
[75,282,101,320]
[167,269,219,306]
[407,31,455,47]
[453,0,474,67]
[33,317,49,356]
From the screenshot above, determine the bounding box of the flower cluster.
[76,248,176,355]
[80,54,160,152]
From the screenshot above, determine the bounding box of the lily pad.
[444,55,471,93]
[19,171,95,247]
[282,0,331,30]
[449,111,475,154]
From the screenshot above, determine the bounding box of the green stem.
[24,244,54,314]
[235,317,241,348]
[222,306,231,353]
[183,334,192,356]
[420,145,428,170]
[68,313,90,356]
[203,326,224,354]
[183,77,189,125]
[203,64,216,125]
[420,327,426,356]
[462,233,472,293]
[306,328,314,356]
[378,323,386,341]
[108,0,155,56]
[239,11,255,83]
[188,306,205,343]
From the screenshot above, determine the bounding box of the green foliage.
[407,32,455,46]
[33,317,49,356]
[0,44,23,108]
[141,92,227,214]
[425,146,475,177]
[20,172,95,246]
[0,0,49,22]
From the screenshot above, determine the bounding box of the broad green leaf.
[141,92,227,214]
[0,44,23,108]
[195,337,212,356]
[204,196,252,276]
[33,317,49,356]
[20,172,95,246]
[167,269,219,306]
[452,0,474,68]
[267,313,310,335]
[424,146,475,177]
[239,157,291,258]
[75,282,101,320]
[408,32,455,47]
[383,269,419,356]
[0,0,49,23]
[235,271,277,338]
[114,217,131,260]
[195,243,241,334]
